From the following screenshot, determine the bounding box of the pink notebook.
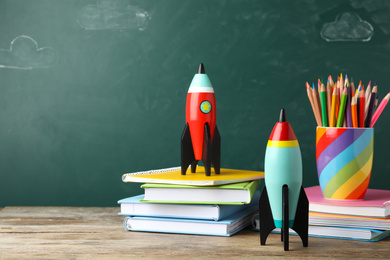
[305,186,390,217]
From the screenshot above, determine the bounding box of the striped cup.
[316,127,374,200]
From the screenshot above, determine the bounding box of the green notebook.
[140,180,260,205]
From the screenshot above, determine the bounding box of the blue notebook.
[118,191,260,221]
[123,206,257,236]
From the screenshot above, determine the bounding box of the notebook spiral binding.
[123,166,181,176]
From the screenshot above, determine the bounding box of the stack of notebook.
[252,185,390,241]
[304,186,390,241]
[118,166,264,236]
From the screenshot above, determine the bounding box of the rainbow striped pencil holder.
[316,127,374,200]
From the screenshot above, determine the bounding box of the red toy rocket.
[181,63,221,176]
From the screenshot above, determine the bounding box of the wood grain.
[1,207,389,259]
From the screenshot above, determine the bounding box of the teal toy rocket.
[259,109,308,251]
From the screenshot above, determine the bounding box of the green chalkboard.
[1,0,390,206]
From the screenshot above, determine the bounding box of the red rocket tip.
[198,63,205,74]
[269,123,297,141]
[269,109,297,141]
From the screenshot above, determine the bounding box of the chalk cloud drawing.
[78,0,150,31]
[321,12,374,42]
[0,35,58,69]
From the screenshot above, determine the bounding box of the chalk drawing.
[321,12,374,42]
[0,35,58,69]
[77,0,150,31]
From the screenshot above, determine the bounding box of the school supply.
[315,127,374,200]
[122,166,264,186]
[306,75,389,128]
[252,217,390,242]
[371,92,390,127]
[140,180,260,205]
[309,211,390,230]
[124,206,257,236]
[118,192,260,221]
[305,186,390,218]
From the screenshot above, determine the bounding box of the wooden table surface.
[1,207,389,259]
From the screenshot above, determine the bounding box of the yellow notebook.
[122,166,264,186]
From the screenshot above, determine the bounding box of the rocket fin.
[259,186,276,245]
[181,124,195,175]
[211,125,221,174]
[202,123,212,176]
[282,185,289,251]
[191,160,199,173]
[291,186,309,247]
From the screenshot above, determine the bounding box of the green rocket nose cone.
[279,108,287,123]
[198,63,205,74]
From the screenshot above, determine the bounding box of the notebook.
[122,166,264,186]
[123,206,257,236]
[140,180,260,205]
[305,186,390,217]
[309,211,390,230]
[118,191,260,220]
[253,217,390,242]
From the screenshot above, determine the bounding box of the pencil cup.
[316,127,374,200]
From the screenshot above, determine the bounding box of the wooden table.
[1,207,389,259]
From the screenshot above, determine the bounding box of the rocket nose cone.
[269,109,297,141]
[198,63,205,74]
[279,108,287,122]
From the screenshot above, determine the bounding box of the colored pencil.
[318,79,322,98]
[328,75,334,88]
[365,86,377,127]
[371,92,390,127]
[337,88,348,127]
[326,80,332,124]
[350,78,355,98]
[306,82,321,126]
[346,84,352,127]
[364,82,372,121]
[359,85,365,128]
[356,85,361,126]
[356,81,362,99]
[351,98,358,128]
[335,82,340,120]
[320,84,328,127]
[343,75,350,128]
[330,87,337,127]
[344,75,349,88]
[306,75,388,128]
[312,83,322,126]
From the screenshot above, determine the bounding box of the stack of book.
[304,186,390,241]
[118,166,264,236]
[252,186,390,241]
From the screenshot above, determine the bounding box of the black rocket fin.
[259,186,276,245]
[291,186,309,247]
[181,124,195,175]
[282,185,289,251]
[202,123,212,176]
[191,160,199,173]
[210,125,221,174]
